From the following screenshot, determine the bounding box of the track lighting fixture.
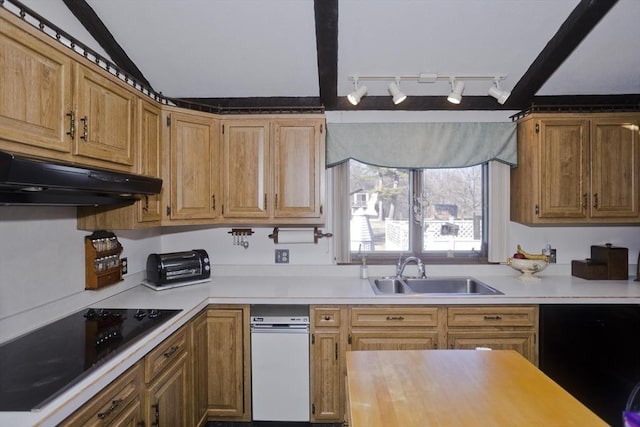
[488,78,511,105]
[447,79,464,104]
[347,78,368,106]
[388,78,407,104]
[346,73,509,105]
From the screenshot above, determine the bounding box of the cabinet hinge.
[535,122,540,133]
[166,206,171,216]
[311,334,315,344]
[534,204,539,215]
[166,115,171,126]
[348,334,352,345]
[312,403,315,415]
[320,204,323,215]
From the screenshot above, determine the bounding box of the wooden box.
[590,244,629,280]
[571,260,608,280]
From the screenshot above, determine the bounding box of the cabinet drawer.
[60,362,142,426]
[350,331,439,351]
[145,326,188,383]
[351,306,440,327]
[312,306,342,328]
[447,306,537,328]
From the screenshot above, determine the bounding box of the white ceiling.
[16,0,640,105]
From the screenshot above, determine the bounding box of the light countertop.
[2,265,639,426]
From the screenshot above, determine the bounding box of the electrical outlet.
[121,257,128,275]
[275,249,289,264]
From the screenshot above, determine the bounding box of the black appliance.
[146,249,211,286]
[540,304,640,426]
[0,150,162,206]
[0,308,181,411]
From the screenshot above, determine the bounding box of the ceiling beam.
[314,0,339,109]
[61,0,152,88]
[505,0,619,108]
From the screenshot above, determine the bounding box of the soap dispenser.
[360,254,368,279]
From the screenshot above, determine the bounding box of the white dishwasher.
[250,305,310,421]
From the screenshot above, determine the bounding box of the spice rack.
[85,230,123,290]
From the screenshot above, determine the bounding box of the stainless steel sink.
[369,276,503,295]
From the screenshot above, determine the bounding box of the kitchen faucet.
[396,255,426,278]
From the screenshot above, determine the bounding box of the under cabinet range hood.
[0,151,162,206]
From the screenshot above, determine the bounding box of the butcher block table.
[345,350,608,427]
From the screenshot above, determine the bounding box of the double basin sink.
[369,276,503,296]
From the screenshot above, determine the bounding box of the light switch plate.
[275,249,289,264]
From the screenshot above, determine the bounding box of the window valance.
[326,122,517,168]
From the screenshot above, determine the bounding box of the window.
[348,159,487,263]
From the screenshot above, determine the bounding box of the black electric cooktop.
[0,308,181,411]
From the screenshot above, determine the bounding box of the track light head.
[347,79,368,105]
[388,79,407,104]
[488,80,510,105]
[447,79,464,104]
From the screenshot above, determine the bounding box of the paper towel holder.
[268,227,333,244]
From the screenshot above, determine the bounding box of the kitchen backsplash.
[0,206,638,322]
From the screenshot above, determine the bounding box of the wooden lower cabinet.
[143,325,191,427]
[60,362,143,427]
[310,306,346,422]
[143,352,190,426]
[446,305,539,365]
[311,304,538,423]
[349,306,445,351]
[206,305,251,421]
[190,310,209,427]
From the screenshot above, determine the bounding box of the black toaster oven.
[146,249,211,286]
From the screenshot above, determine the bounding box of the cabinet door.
[272,120,324,218]
[75,65,135,167]
[137,100,162,223]
[169,112,220,220]
[590,118,639,218]
[311,331,342,422]
[0,14,72,154]
[350,331,439,351]
[221,120,270,218]
[207,308,249,419]
[145,352,190,427]
[190,310,209,427]
[447,331,536,364]
[538,119,589,218]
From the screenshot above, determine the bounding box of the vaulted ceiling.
[14,0,640,112]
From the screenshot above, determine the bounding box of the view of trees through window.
[349,160,484,256]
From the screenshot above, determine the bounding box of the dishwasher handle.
[251,324,309,333]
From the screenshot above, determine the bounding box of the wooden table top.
[345,350,608,427]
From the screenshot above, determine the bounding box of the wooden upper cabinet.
[221,120,271,218]
[168,111,220,221]
[137,100,162,223]
[273,119,324,219]
[537,118,589,219]
[511,113,640,225]
[590,117,639,218]
[220,116,325,224]
[74,65,135,168]
[0,12,73,156]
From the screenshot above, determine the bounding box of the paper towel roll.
[276,229,316,244]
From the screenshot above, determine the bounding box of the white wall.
[0,207,161,320]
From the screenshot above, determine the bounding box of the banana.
[516,244,549,261]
